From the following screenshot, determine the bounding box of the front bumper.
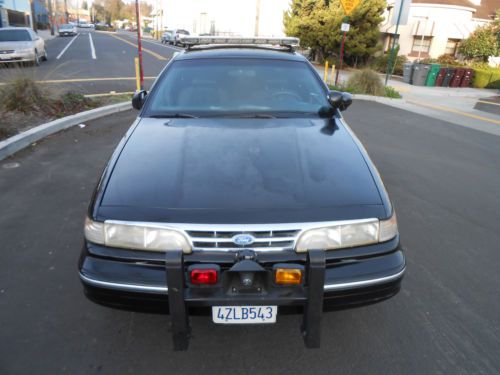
[79,239,405,349]
[0,52,34,63]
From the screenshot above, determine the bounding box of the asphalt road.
[0,30,178,94]
[0,101,499,374]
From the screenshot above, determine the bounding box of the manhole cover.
[2,162,20,169]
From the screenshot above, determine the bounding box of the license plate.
[212,305,277,324]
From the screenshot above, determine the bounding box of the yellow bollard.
[331,65,336,85]
[324,61,329,83]
[134,57,141,92]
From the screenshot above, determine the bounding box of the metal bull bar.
[165,249,326,351]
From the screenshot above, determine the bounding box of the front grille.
[186,228,301,252]
[0,50,15,54]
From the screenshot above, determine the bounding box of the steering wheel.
[271,91,303,102]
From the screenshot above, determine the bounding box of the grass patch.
[0,77,130,141]
[384,86,402,99]
[347,69,385,96]
[329,69,402,99]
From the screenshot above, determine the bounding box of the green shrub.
[385,86,402,98]
[346,69,385,96]
[472,68,500,89]
[95,25,115,32]
[371,53,408,76]
[436,54,465,66]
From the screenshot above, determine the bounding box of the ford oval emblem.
[232,234,255,246]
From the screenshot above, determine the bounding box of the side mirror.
[327,90,353,111]
[132,90,147,110]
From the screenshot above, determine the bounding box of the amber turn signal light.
[275,268,302,285]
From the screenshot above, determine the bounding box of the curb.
[0,101,132,161]
[352,94,404,104]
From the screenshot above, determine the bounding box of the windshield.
[59,24,73,29]
[177,30,189,35]
[0,30,31,42]
[145,58,329,118]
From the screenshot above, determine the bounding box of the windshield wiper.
[149,113,198,119]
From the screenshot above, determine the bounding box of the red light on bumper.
[190,269,218,285]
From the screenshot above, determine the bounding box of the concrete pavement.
[0,30,177,94]
[0,102,499,374]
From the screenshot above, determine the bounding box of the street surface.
[0,30,178,94]
[1,101,499,374]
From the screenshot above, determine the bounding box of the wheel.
[41,49,48,61]
[33,50,40,66]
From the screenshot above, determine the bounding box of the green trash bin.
[425,63,441,86]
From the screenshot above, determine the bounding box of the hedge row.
[472,68,500,89]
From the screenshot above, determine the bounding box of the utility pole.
[385,0,405,85]
[47,0,54,35]
[64,0,68,23]
[135,0,144,90]
[254,0,260,37]
[29,0,37,31]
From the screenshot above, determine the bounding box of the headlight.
[84,218,192,253]
[295,215,398,252]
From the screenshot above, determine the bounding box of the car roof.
[175,48,305,61]
[0,27,31,31]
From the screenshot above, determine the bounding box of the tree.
[458,13,499,62]
[284,0,385,65]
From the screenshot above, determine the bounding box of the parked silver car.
[0,27,47,66]
[161,30,173,44]
[58,24,78,36]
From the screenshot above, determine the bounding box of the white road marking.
[89,33,96,59]
[56,34,79,60]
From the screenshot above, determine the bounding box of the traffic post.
[135,0,145,90]
[335,0,361,86]
[335,19,350,85]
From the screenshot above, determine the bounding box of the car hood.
[99,117,385,223]
[0,41,33,50]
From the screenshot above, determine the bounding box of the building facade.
[0,0,32,28]
[381,0,498,60]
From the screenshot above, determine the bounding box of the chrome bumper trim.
[80,267,404,295]
[79,273,168,294]
[323,268,405,291]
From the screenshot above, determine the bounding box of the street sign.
[339,0,361,16]
[341,23,350,32]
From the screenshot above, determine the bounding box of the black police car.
[79,37,405,350]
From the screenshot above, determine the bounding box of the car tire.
[33,50,40,66]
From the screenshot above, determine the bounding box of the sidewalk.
[36,29,57,42]
[314,65,500,135]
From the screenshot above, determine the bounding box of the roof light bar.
[179,36,300,48]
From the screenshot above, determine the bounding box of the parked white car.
[0,27,47,66]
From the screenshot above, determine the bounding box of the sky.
[155,0,291,37]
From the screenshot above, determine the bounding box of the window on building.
[411,36,432,54]
[386,34,400,52]
[445,39,460,56]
